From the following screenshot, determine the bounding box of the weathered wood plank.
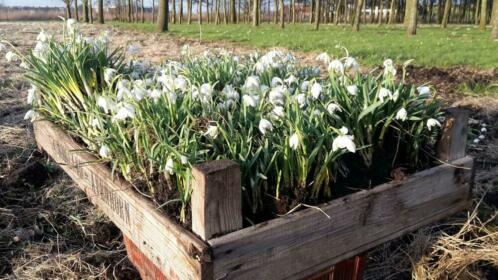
[33,120,211,280]
[437,108,470,162]
[192,160,243,240]
[209,157,474,280]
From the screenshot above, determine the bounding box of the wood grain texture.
[33,120,211,280]
[192,160,242,240]
[437,108,470,162]
[209,157,474,280]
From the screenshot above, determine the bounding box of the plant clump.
[4,20,444,224]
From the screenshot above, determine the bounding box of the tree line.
[62,0,498,38]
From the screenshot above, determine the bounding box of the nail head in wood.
[191,160,242,240]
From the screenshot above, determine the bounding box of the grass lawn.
[110,21,497,69]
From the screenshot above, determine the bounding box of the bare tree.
[314,0,321,29]
[98,0,104,23]
[83,0,89,22]
[157,0,169,31]
[89,0,93,22]
[353,0,365,31]
[441,0,451,27]
[405,0,418,35]
[492,0,498,38]
[63,0,73,18]
[253,0,260,26]
[74,0,79,20]
[479,0,488,30]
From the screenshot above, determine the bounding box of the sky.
[2,0,65,7]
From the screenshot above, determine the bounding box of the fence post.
[191,160,242,240]
[437,108,470,162]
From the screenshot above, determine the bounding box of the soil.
[0,21,497,279]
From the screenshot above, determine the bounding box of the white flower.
[99,145,110,158]
[97,96,115,113]
[346,85,358,96]
[272,106,285,119]
[271,77,284,88]
[332,127,356,153]
[164,157,174,174]
[289,133,300,150]
[344,57,360,74]
[269,86,285,105]
[27,85,36,104]
[383,59,397,76]
[328,60,344,75]
[258,119,273,135]
[37,30,49,42]
[104,68,117,85]
[481,127,487,133]
[417,86,431,96]
[378,88,393,102]
[254,62,266,74]
[327,103,341,114]
[392,90,399,102]
[242,94,259,107]
[426,118,441,131]
[311,82,322,99]
[117,86,132,101]
[479,134,485,140]
[223,84,239,100]
[313,109,321,116]
[158,74,175,92]
[395,108,408,121]
[206,125,219,138]
[284,75,297,85]
[244,76,260,92]
[300,81,310,93]
[316,52,331,64]
[127,44,140,55]
[295,94,307,108]
[174,76,188,92]
[180,44,190,56]
[132,87,147,101]
[5,51,18,62]
[150,89,163,102]
[180,155,188,165]
[24,110,38,121]
[112,103,135,121]
[19,61,29,69]
[90,118,99,127]
[473,138,480,144]
[67,18,77,34]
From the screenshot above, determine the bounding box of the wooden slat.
[437,108,470,162]
[33,120,211,280]
[209,157,474,280]
[192,160,243,240]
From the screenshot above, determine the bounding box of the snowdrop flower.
[24,110,38,121]
[206,125,219,138]
[272,106,285,119]
[311,82,322,99]
[328,60,344,75]
[27,85,36,104]
[300,81,310,93]
[254,62,266,74]
[90,118,99,127]
[332,127,356,153]
[316,52,331,64]
[96,96,115,113]
[99,145,111,158]
[164,158,175,174]
[395,108,408,121]
[473,138,480,144]
[269,86,285,105]
[242,94,259,107]
[289,133,300,150]
[180,155,188,165]
[271,77,284,88]
[426,118,441,131]
[117,86,132,101]
[378,87,393,102]
[392,90,399,102]
[344,57,360,75]
[0,43,5,53]
[244,76,260,92]
[132,87,147,101]
[112,103,135,121]
[295,94,307,108]
[481,127,487,133]
[223,84,239,100]
[19,61,29,69]
[5,51,18,62]
[104,68,117,85]
[36,30,49,42]
[417,86,431,96]
[346,85,358,96]
[66,18,77,34]
[327,103,341,114]
[174,76,188,92]
[479,134,485,140]
[284,75,298,85]
[258,119,273,135]
[383,59,397,76]
[127,44,140,55]
[313,109,321,116]
[180,44,191,56]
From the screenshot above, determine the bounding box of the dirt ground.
[0,21,497,279]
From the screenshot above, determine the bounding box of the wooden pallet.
[33,108,474,279]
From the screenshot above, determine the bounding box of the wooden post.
[437,108,470,162]
[192,160,242,240]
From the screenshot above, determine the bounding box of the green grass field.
[111,21,497,69]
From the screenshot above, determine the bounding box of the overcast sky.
[2,0,65,7]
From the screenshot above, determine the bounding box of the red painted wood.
[123,235,169,280]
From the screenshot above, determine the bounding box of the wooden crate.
[33,109,474,280]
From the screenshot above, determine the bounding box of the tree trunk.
[199,0,203,24]
[378,0,384,23]
[441,0,451,27]
[480,0,488,30]
[475,0,480,24]
[83,0,89,22]
[65,1,72,18]
[216,0,220,23]
[291,0,296,22]
[491,0,498,38]
[97,0,104,23]
[279,0,285,27]
[179,0,183,22]
[127,0,132,21]
[157,0,169,31]
[74,0,79,21]
[230,0,236,22]
[353,0,365,30]
[388,0,396,23]
[89,0,93,23]
[188,0,192,23]
[253,0,259,25]
[172,0,176,23]
[314,0,321,29]
[152,0,155,22]
[405,0,417,35]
